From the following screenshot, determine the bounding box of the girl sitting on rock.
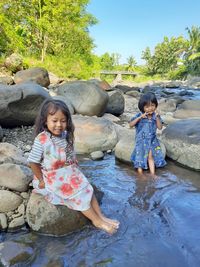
[129,92,166,176]
[28,99,119,234]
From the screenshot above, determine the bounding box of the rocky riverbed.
[2,126,34,155]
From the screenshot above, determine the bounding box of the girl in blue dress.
[129,92,166,175]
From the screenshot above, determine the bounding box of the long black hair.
[34,99,74,145]
[138,92,158,113]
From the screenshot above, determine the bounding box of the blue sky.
[87,0,200,64]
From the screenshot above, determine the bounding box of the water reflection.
[1,155,200,267]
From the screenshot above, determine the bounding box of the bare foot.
[101,216,120,229]
[93,220,117,234]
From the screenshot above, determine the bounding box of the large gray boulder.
[0,190,23,212]
[26,193,88,236]
[0,163,33,192]
[105,89,125,116]
[0,83,51,127]
[0,143,27,165]
[115,131,135,163]
[57,81,109,116]
[173,100,200,119]
[73,115,118,154]
[161,119,200,170]
[14,67,50,88]
[4,53,23,73]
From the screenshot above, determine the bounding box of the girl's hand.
[140,112,148,119]
[38,180,45,189]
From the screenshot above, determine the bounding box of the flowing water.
[1,155,200,267]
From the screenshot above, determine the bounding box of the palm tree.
[185,26,200,74]
[127,55,137,70]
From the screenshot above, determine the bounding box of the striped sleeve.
[27,137,43,163]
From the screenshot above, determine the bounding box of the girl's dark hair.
[138,92,158,112]
[34,99,74,145]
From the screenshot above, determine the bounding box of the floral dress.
[28,131,93,211]
[130,112,166,170]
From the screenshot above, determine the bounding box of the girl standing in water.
[129,92,166,175]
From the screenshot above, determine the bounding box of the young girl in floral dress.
[129,92,166,176]
[28,99,119,234]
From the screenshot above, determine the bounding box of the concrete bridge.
[100,70,138,81]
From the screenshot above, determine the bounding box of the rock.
[4,53,23,72]
[114,84,136,94]
[0,190,23,212]
[106,89,125,116]
[18,203,25,215]
[8,216,25,230]
[26,193,88,236]
[0,163,33,192]
[115,132,136,163]
[90,151,104,160]
[88,79,112,91]
[73,115,118,154]
[0,143,27,165]
[44,259,65,267]
[165,81,181,88]
[0,213,7,230]
[0,83,51,127]
[0,76,14,85]
[48,72,63,85]
[126,90,141,98]
[161,119,200,170]
[21,192,30,199]
[102,113,121,122]
[0,241,35,266]
[158,98,178,114]
[57,80,109,116]
[14,67,50,87]
[174,100,200,119]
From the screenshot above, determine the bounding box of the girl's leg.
[148,150,155,175]
[81,205,116,234]
[137,167,143,175]
[90,195,119,228]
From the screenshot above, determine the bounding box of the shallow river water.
[1,155,200,267]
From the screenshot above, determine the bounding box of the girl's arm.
[129,112,147,128]
[155,111,163,130]
[29,162,45,189]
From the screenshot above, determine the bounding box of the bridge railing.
[99,70,137,76]
[99,70,137,81]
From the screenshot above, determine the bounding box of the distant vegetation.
[0,1,200,81]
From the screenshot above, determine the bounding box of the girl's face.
[46,109,67,136]
[143,102,156,114]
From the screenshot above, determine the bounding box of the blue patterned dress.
[130,112,166,169]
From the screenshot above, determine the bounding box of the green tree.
[127,55,137,69]
[100,52,114,70]
[142,36,188,76]
[185,26,200,75]
[0,0,97,61]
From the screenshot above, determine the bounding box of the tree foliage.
[142,36,189,76]
[0,0,97,61]
[99,52,121,70]
[127,55,137,70]
[184,26,200,75]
